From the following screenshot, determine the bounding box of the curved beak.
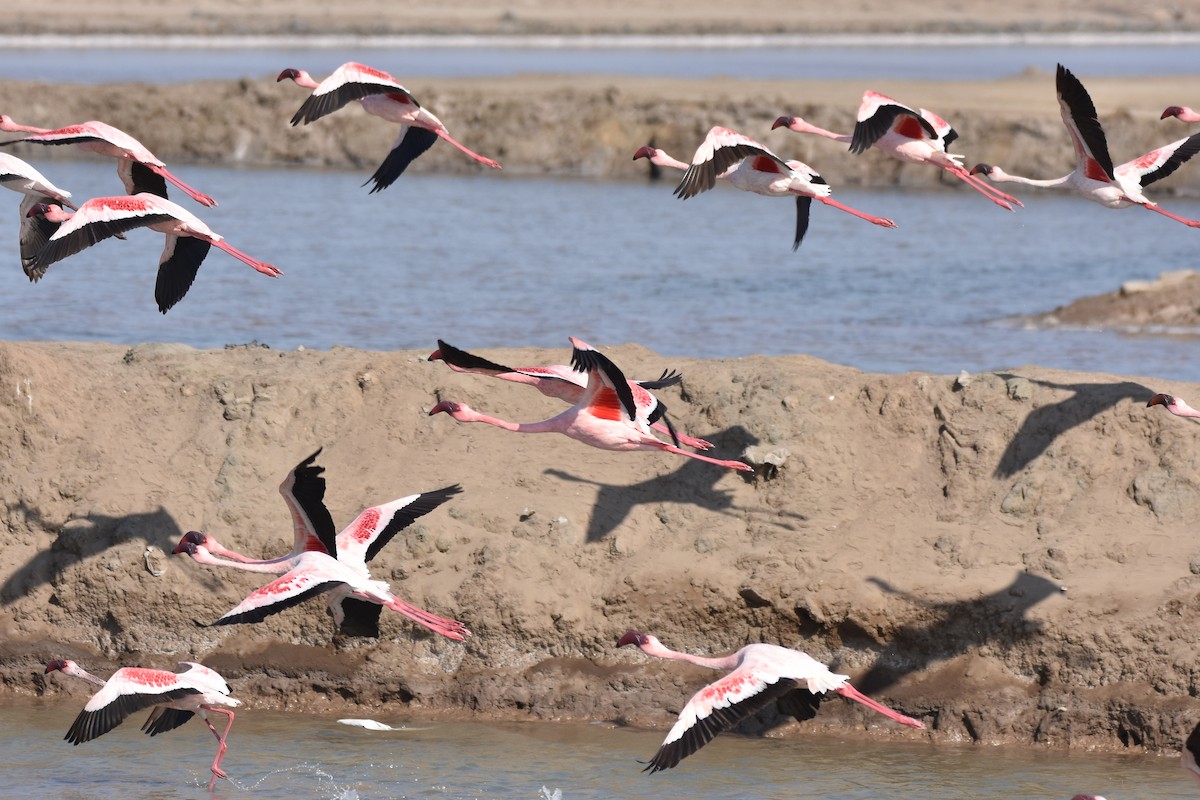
[969,163,992,176]
[617,630,647,648]
[1147,393,1173,408]
[771,116,793,130]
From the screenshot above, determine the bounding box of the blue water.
[5,703,1197,799]
[0,35,1198,82]
[1,158,1198,382]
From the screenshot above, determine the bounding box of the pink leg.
[434,130,502,169]
[647,441,753,472]
[148,163,218,208]
[211,239,284,277]
[650,421,714,450]
[835,684,925,729]
[1143,202,1200,227]
[384,596,471,640]
[949,167,1022,209]
[199,707,236,791]
[817,197,897,228]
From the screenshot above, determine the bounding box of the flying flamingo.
[429,337,753,472]
[660,127,896,250]
[428,338,714,450]
[0,115,216,207]
[0,152,76,277]
[1163,106,1200,123]
[175,448,462,636]
[173,489,470,640]
[1147,392,1200,418]
[970,65,1200,227]
[26,193,281,312]
[616,630,924,772]
[772,97,1022,211]
[45,658,240,791]
[278,62,501,192]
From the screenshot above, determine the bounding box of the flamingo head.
[1147,393,1175,409]
[771,115,797,131]
[44,659,74,674]
[617,630,649,648]
[1162,106,1186,120]
[428,400,461,416]
[276,68,303,83]
[25,202,52,219]
[969,163,994,177]
[172,531,209,555]
[632,145,657,161]
[427,347,444,362]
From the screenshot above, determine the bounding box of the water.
[0,36,1198,83]
[2,159,1197,381]
[4,702,1196,799]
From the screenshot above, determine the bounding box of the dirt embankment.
[3,72,1200,195]
[0,341,1199,754]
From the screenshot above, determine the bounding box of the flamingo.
[428,338,714,450]
[970,65,1200,228]
[772,97,1022,211]
[173,488,470,641]
[0,152,77,277]
[1147,392,1200,418]
[616,630,924,772]
[1163,106,1200,123]
[26,193,281,312]
[429,337,752,472]
[278,62,501,192]
[45,659,240,791]
[660,127,896,250]
[0,116,216,207]
[175,448,462,636]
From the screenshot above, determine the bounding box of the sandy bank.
[0,340,1198,754]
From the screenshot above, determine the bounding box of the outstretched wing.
[290,62,418,126]
[570,339,638,422]
[365,126,439,193]
[279,448,337,557]
[675,127,784,199]
[154,235,210,313]
[1055,63,1116,182]
[1117,133,1200,189]
[140,706,195,737]
[211,566,342,626]
[335,485,463,564]
[850,91,938,155]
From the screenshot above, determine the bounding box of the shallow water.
[4,702,1196,800]
[0,37,1198,83]
[1,159,1198,381]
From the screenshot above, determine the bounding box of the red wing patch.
[1128,151,1160,172]
[352,63,394,82]
[255,573,310,597]
[303,535,327,553]
[121,668,176,688]
[895,116,926,140]
[751,155,783,173]
[96,196,148,213]
[588,387,626,421]
[386,92,413,105]
[347,507,381,544]
[1084,157,1111,182]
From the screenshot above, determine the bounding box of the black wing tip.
[433,340,515,374]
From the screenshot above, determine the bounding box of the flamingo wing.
[140,706,195,736]
[646,670,800,772]
[366,126,439,193]
[67,668,199,744]
[850,91,937,154]
[433,338,518,376]
[636,369,683,391]
[290,62,418,126]
[334,485,463,564]
[570,339,638,422]
[919,107,958,149]
[793,195,813,251]
[1117,133,1200,189]
[1055,64,1116,182]
[121,160,170,199]
[278,448,337,557]
[35,200,175,273]
[154,235,211,313]
[211,566,343,626]
[18,194,62,280]
[675,127,783,199]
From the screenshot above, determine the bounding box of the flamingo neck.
[641,637,740,671]
[293,71,321,90]
[990,170,1071,188]
[649,150,690,171]
[188,545,290,573]
[0,117,49,134]
[454,406,562,433]
[790,120,852,143]
[64,664,108,687]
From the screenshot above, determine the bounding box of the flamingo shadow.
[543,425,800,542]
[1,500,190,604]
[993,376,1155,479]
[853,570,1061,695]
